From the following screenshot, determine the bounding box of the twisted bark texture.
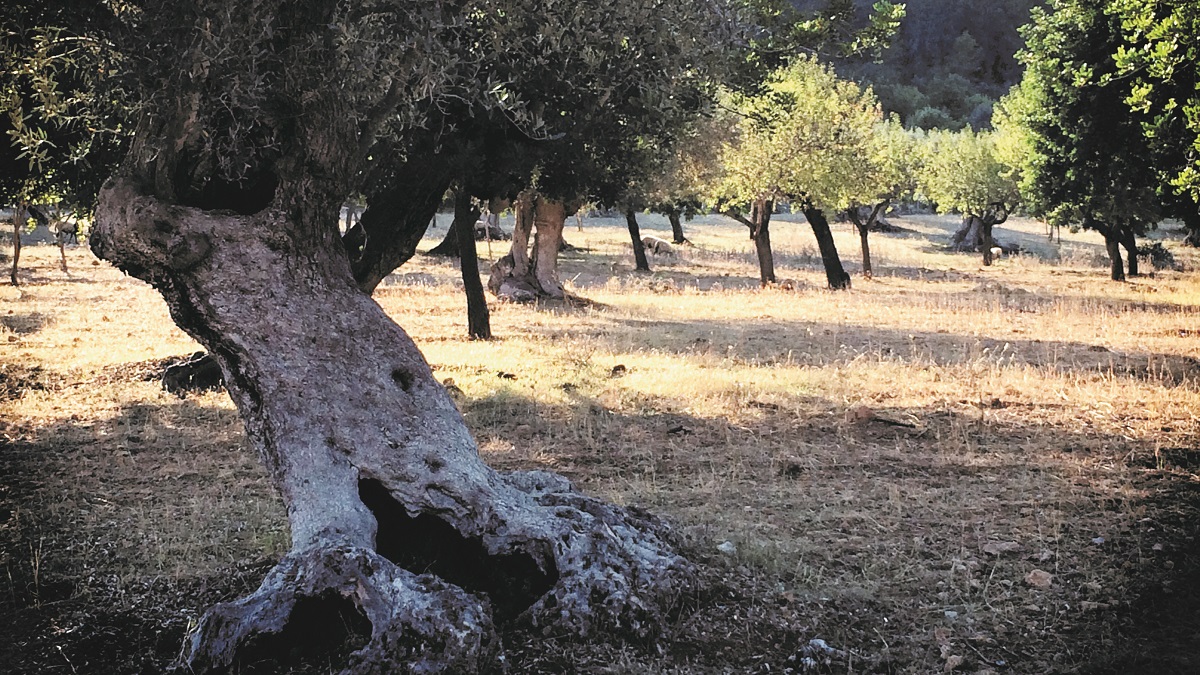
[92,177,693,672]
[488,192,569,301]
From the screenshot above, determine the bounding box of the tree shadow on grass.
[3,358,1199,673]
[460,386,1200,673]
[524,314,1200,387]
[0,390,283,674]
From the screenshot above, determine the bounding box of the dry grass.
[3,213,1200,673]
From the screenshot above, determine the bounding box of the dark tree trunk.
[426,216,461,257]
[9,205,23,286]
[93,176,692,673]
[952,215,984,252]
[857,224,872,278]
[1120,227,1139,276]
[1102,228,1126,281]
[1183,210,1200,247]
[344,153,455,293]
[668,209,687,244]
[752,199,776,286]
[625,208,651,272]
[847,201,887,279]
[802,207,850,290]
[981,218,996,266]
[454,190,491,340]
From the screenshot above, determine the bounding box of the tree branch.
[723,210,755,230]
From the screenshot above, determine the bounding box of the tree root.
[185,546,499,674]
[503,470,696,640]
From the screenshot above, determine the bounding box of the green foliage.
[1110,0,1200,201]
[0,2,125,212]
[1014,0,1161,231]
[708,55,884,212]
[916,128,1017,217]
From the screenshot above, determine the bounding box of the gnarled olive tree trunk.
[92,176,693,672]
[751,199,776,286]
[488,192,570,300]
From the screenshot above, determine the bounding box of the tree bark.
[92,177,693,672]
[1102,227,1126,281]
[1120,227,1139,276]
[752,199,776,286]
[531,197,567,297]
[625,208,651,272]
[802,207,850,290]
[9,205,23,286]
[454,189,491,340]
[667,209,687,244]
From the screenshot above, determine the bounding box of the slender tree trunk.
[93,177,691,672]
[1103,228,1126,281]
[9,204,24,286]
[1120,227,1139,276]
[857,224,872,278]
[454,190,490,340]
[752,199,776,286]
[57,235,68,273]
[625,208,651,272]
[847,201,886,279]
[802,208,851,289]
[981,217,996,266]
[668,209,687,244]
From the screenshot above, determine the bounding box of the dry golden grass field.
[2,212,1200,673]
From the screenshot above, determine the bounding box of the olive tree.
[1013,0,1162,279]
[710,55,881,288]
[22,0,736,671]
[844,116,917,278]
[916,128,1019,265]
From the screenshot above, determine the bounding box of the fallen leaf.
[944,655,965,671]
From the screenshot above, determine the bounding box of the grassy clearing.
[2,213,1199,673]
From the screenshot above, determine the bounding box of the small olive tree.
[709,55,881,288]
[917,129,1020,265]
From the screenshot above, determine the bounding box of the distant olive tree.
[917,128,1019,265]
[708,55,881,288]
